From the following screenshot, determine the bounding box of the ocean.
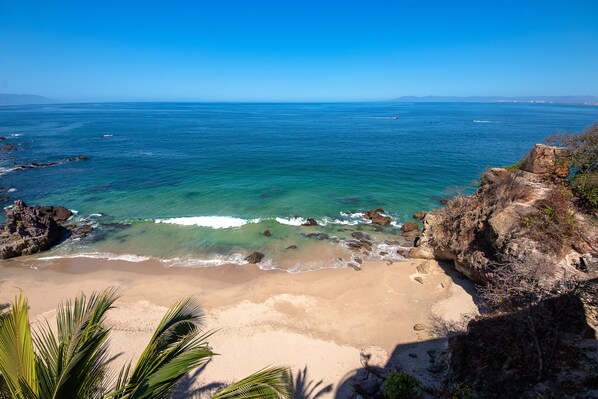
[1,102,597,271]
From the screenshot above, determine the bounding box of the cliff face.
[411,144,598,283]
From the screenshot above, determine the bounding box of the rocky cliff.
[411,144,598,283]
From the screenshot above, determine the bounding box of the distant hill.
[392,95,598,105]
[0,94,54,106]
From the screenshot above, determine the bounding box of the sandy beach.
[0,257,477,398]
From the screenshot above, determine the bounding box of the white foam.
[473,120,492,123]
[274,217,308,226]
[7,188,16,193]
[161,253,248,268]
[155,216,257,229]
[102,134,113,137]
[10,134,23,137]
[36,252,151,262]
[88,213,103,218]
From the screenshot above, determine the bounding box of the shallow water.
[1,102,597,270]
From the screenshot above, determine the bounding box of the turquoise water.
[1,102,597,270]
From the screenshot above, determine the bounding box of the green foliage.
[503,158,524,172]
[383,371,421,399]
[0,289,293,399]
[548,123,598,208]
[571,171,598,207]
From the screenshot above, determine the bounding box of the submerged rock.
[245,251,265,263]
[302,232,329,240]
[263,229,272,237]
[401,221,419,232]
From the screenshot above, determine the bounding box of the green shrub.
[383,371,421,399]
[571,171,598,207]
[504,158,524,172]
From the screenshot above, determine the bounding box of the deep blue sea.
[1,102,597,271]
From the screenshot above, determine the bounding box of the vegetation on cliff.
[410,123,598,398]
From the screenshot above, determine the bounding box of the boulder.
[363,208,392,226]
[0,200,69,259]
[414,276,424,284]
[245,252,265,264]
[301,218,318,226]
[519,144,570,177]
[285,244,297,250]
[351,231,372,242]
[263,229,272,237]
[360,346,390,374]
[413,211,427,220]
[401,221,419,232]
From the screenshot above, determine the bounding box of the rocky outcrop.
[411,144,597,283]
[245,251,265,263]
[301,218,318,226]
[363,208,392,226]
[519,144,570,178]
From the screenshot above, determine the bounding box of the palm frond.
[110,298,214,399]
[35,287,120,399]
[211,367,293,399]
[0,292,38,398]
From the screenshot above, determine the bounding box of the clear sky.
[1,0,597,102]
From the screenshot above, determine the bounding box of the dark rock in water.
[263,229,272,237]
[437,198,450,205]
[1,144,16,153]
[302,232,329,240]
[68,223,94,239]
[0,201,65,259]
[401,221,419,232]
[68,155,88,162]
[0,136,5,140]
[0,196,10,202]
[245,252,265,264]
[286,244,298,250]
[301,218,318,226]
[354,257,363,264]
[363,208,392,226]
[351,231,372,242]
[347,240,372,252]
[0,201,92,259]
[413,211,427,220]
[379,251,388,256]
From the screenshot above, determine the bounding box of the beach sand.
[0,257,478,398]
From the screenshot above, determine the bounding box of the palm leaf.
[0,292,38,398]
[211,366,293,399]
[110,298,215,399]
[34,287,120,399]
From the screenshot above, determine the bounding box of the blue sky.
[1,0,597,101]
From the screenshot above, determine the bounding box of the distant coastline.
[392,95,598,105]
[0,94,54,106]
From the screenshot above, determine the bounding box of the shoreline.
[0,256,478,397]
